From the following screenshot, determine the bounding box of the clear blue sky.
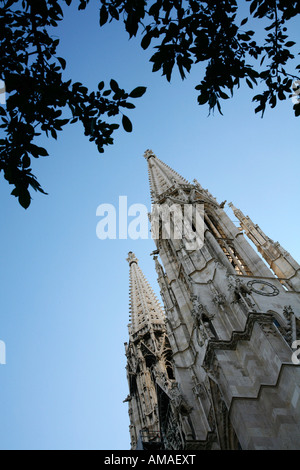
[0,2,299,450]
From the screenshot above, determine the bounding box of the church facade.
[124,150,300,450]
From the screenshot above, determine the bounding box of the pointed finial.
[127,251,138,266]
[228,202,239,213]
[144,149,156,160]
[153,255,164,277]
[193,179,203,190]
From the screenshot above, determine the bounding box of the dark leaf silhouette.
[122,114,133,133]
[0,0,146,208]
[129,87,147,98]
[1,0,299,209]
[97,0,299,117]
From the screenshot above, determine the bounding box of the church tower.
[124,251,173,450]
[125,150,300,450]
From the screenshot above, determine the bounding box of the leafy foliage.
[1,0,299,208]
[98,0,300,117]
[0,0,146,208]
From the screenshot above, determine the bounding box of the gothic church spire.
[144,149,190,201]
[127,251,165,336]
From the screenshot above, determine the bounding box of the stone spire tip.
[143,149,156,160]
[127,251,138,265]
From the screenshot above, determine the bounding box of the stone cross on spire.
[127,251,165,337]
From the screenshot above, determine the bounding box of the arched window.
[205,212,253,276]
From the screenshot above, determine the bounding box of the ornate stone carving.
[154,255,164,278]
[192,382,207,401]
[227,274,251,297]
[193,179,203,190]
[191,295,214,322]
[260,322,278,339]
[227,274,256,309]
[191,295,217,345]
[281,305,294,346]
[213,293,227,307]
[155,370,172,395]
[169,383,193,416]
[283,305,294,320]
[162,412,183,450]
